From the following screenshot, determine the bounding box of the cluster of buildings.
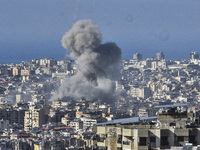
[95,104,200,150]
[119,51,200,117]
[0,52,200,149]
[0,97,114,149]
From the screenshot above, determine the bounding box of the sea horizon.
[0,49,196,65]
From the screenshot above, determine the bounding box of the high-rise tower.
[190,52,199,60]
[157,52,164,60]
[133,53,142,61]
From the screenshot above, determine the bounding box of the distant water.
[0,49,192,64]
[0,39,196,64]
[1,52,65,64]
[0,38,67,64]
[0,44,66,64]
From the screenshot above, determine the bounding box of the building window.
[98,146,107,150]
[117,135,122,144]
[161,136,168,146]
[97,134,106,142]
[169,122,176,126]
[150,137,156,143]
[139,137,147,146]
[177,136,184,142]
[189,136,196,145]
[123,141,130,145]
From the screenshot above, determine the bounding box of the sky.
[1,0,200,63]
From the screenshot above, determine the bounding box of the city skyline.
[1,0,200,63]
[1,1,200,148]
[1,52,200,149]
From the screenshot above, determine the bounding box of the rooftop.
[97,116,157,125]
[155,103,187,108]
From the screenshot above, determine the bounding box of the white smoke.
[52,20,121,103]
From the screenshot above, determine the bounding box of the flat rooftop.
[97,116,157,126]
[155,104,187,108]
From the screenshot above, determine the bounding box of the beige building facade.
[96,105,200,150]
[24,107,45,132]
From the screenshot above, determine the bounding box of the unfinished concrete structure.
[95,104,200,150]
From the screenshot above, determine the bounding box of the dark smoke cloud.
[52,20,121,103]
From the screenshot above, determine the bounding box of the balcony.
[97,137,106,143]
[123,128,133,136]
[123,141,130,145]
[97,139,107,147]
[117,140,122,144]
[138,145,148,150]
[122,141,133,149]
[139,142,147,146]
[174,129,189,136]
[117,142,122,148]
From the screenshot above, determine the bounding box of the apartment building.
[95,104,200,150]
[24,107,45,132]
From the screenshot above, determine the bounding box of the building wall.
[24,108,45,132]
[12,67,19,76]
[96,125,200,150]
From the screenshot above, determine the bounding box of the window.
[177,136,184,142]
[123,141,130,145]
[117,135,122,144]
[189,136,196,144]
[139,137,146,146]
[98,146,107,150]
[161,136,168,146]
[170,122,176,126]
[150,137,156,143]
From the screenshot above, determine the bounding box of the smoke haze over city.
[51,20,121,102]
[1,1,200,149]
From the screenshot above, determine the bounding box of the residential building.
[95,104,200,150]
[24,107,46,132]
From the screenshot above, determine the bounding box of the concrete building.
[0,119,9,130]
[24,107,46,132]
[0,108,26,127]
[81,118,97,130]
[39,58,57,67]
[95,104,200,150]
[21,69,30,82]
[70,120,83,132]
[12,67,19,76]
[157,52,164,60]
[16,93,21,103]
[133,53,142,61]
[21,69,30,76]
[190,52,199,60]
[130,86,151,99]
[41,67,56,76]
[61,116,71,126]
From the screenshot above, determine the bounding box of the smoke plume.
[52,20,121,102]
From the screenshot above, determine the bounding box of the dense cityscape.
[1,0,200,149]
[0,51,200,149]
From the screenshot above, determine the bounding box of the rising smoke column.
[53,20,121,102]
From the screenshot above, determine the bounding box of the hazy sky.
[1,0,200,63]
